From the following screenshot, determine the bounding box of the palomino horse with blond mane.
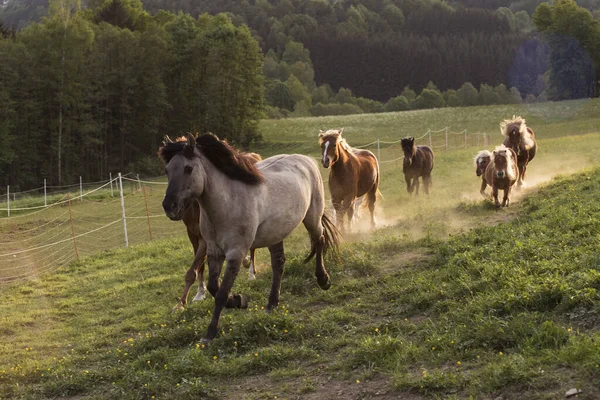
[484,145,519,208]
[160,133,340,342]
[501,116,536,189]
[318,128,380,231]
[401,137,434,195]
[474,150,492,197]
[160,135,262,311]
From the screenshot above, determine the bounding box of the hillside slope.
[2,166,600,398]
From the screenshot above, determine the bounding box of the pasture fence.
[0,174,183,284]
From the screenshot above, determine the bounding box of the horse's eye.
[184,165,193,174]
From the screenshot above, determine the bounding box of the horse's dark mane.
[196,133,264,185]
[158,133,264,185]
[158,141,187,164]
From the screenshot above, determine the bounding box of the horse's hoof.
[317,276,331,290]
[265,305,275,314]
[171,302,185,313]
[200,337,212,345]
[192,293,206,302]
[233,294,249,309]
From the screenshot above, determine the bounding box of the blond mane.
[473,149,492,167]
[500,115,534,150]
[318,129,353,152]
[492,145,517,181]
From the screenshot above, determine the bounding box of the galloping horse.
[501,116,536,189]
[159,135,262,311]
[160,133,340,342]
[401,137,434,195]
[484,145,519,208]
[318,128,380,231]
[474,150,492,198]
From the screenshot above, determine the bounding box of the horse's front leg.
[346,199,355,231]
[266,241,285,311]
[192,239,208,302]
[206,245,225,300]
[492,185,500,208]
[332,198,345,231]
[404,174,413,194]
[502,186,512,207]
[480,179,488,198]
[203,249,247,343]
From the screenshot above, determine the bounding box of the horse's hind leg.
[367,187,377,230]
[266,241,285,311]
[192,239,208,302]
[414,178,420,195]
[303,211,331,291]
[423,174,431,195]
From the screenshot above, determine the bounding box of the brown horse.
[474,150,492,197]
[401,137,434,195]
[160,135,262,311]
[318,128,379,231]
[501,116,536,189]
[484,145,519,208]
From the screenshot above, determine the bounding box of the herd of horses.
[158,115,537,343]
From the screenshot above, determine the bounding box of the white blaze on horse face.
[322,141,330,164]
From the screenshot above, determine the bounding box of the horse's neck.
[196,156,233,214]
[332,145,353,171]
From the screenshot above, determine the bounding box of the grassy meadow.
[2,100,600,399]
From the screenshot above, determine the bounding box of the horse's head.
[501,116,528,151]
[491,146,516,180]
[401,137,416,164]
[159,133,204,221]
[474,150,492,177]
[318,128,343,168]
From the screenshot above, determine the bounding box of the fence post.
[483,132,488,146]
[6,185,9,217]
[136,174,142,191]
[67,193,79,259]
[79,176,83,201]
[445,127,449,151]
[464,130,468,148]
[377,138,380,161]
[142,184,153,240]
[109,172,114,197]
[44,179,47,207]
[429,130,432,148]
[118,172,129,248]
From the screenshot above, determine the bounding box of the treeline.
[0,0,264,189]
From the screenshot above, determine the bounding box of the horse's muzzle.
[322,160,330,168]
[162,198,184,221]
[476,169,483,177]
[496,171,506,179]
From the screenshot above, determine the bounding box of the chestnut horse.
[160,133,340,342]
[401,137,434,195]
[474,150,492,197]
[160,135,262,311]
[318,128,379,231]
[484,145,519,208]
[501,116,536,189]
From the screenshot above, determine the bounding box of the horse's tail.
[304,213,342,263]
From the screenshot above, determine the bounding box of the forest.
[0,0,599,189]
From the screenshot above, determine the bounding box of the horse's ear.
[187,133,196,148]
[338,128,344,136]
[164,135,173,144]
[318,130,324,137]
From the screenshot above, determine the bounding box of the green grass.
[2,101,600,399]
